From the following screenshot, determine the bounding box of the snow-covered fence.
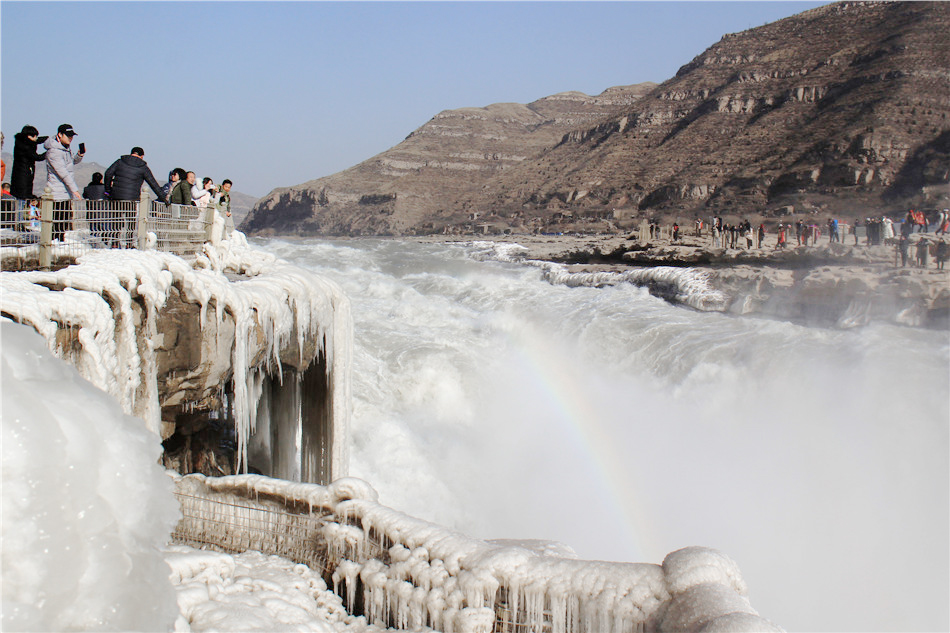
[171,473,782,633]
[0,190,213,271]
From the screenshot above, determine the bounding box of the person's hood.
[43,136,68,151]
[14,132,44,145]
[120,154,146,167]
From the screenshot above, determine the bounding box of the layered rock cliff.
[244,1,949,237]
[242,84,656,236]
[480,1,950,222]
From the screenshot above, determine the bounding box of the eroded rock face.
[244,1,949,237]
[241,83,657,236]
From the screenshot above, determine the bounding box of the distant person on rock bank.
[170,171,196,205]
[897,234,909,267]
[916,237,930,268]
[104,147,167,203]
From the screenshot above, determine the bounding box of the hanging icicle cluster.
[0,232,351,479]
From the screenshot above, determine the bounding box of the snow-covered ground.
[1,320,374,632]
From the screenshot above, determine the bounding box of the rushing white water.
[257,237,948,633]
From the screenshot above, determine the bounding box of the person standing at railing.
[162,168,185,200]
[44,124,84,241]
[82,172,106,200]
[193,177,215,208]
[103,147,168,204]
[10,126,48,201]
[216,179,234,234]
[170,171,195,205]
[103,147,168,248]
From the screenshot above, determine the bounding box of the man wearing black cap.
[43,124,85,240]
[103,147,167,203]
[44,124,84,201]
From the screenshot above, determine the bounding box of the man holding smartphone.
[44,124,84,201]
[43,124,85,241]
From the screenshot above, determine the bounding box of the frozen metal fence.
[1,190,214,271]
[172,488,331,573]
[170,475,667,633]
[147,201,216,256]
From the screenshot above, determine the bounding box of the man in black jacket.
[10,125,48,200]
[103,147,167,203]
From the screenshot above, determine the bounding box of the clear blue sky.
[2,1,825,198]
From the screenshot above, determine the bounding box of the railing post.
[204,207,216,243]
[39,188,53,270]
[137,190,150,250]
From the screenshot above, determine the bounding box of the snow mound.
[1,320,180,631]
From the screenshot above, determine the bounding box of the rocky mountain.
[242,84,657,235]
[244,1,949,237]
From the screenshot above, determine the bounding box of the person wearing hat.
[10,125,48,200]
[44,124,84,201]
[43,124,84,240]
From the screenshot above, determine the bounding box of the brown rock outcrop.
[242,84,656,236]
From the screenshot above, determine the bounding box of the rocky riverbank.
[416,232,950,329]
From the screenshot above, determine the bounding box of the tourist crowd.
[658,210,950,270]
[2,123,235,240]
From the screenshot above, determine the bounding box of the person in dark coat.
[83,172,106,200]
[103,147,167,202]
[10,125,48,200]
[170,171,196,205]
[83,173,112,244]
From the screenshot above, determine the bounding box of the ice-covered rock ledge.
[0,231,352,482]
[465,239,950,328]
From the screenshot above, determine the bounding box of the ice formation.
[0,230,352,476]
[1,320,181,631]
[466,240,729,310]
[166,547,365,632]
[171,473,784,633]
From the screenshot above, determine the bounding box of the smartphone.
[79,143,86,154]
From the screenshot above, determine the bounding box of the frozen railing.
[171,473,782,633]
[0,190,214,271]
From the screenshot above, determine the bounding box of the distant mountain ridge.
[244,0,949,237]
[242,83,658,235]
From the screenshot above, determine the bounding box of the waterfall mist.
[259,237,949,632]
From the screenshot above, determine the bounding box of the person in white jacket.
[192,177,215,208]
[44,124,84,241]
[44,124,83,201]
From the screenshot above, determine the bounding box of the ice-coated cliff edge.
[0,230,352,481]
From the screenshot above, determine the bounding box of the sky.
[2,1,826,198]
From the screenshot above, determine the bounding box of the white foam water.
[256,237,949,633]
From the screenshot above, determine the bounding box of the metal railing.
[1,189,216,271]
[170,475,668,633]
